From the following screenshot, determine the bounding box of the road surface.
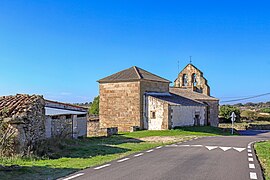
[62,130,270,180]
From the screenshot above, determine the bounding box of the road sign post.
[231,112,236,135]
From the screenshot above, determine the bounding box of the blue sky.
[0,0,270,103]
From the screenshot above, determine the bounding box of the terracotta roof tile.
[0,94,44,118]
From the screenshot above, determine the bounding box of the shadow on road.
[238,130,270,136]
[0,165,78,180]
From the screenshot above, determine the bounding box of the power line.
[220,93,270,103]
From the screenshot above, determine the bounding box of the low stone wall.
[87,119,100,137]
[106,127,118,136]
[87,118,118,137]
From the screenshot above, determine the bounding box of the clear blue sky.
[0,0,270,104]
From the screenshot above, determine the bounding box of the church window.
[182,74,188,86]
[150,111,156,119]
[192,73,197,86]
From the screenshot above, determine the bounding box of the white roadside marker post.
[231,112,236,135]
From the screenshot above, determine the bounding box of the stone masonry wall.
[174,64,210,96]
[170,105,206,127]
[162,103,171,129]
[201,100,219,127]
[140,80,170,129]
[145,96,166,130]
[99,80,170,131]
[50,116,73,138]
[99,81,141,132]
[87,119,100,137]
[7,96,46,155]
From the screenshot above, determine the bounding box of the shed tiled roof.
[98,66,171,83]
[147,92,206,106]
[0,94,44,118]
[169,87,219,101]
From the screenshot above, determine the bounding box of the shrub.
[261,108,270,114]
[0,117,16,156]
[219,105,241,122]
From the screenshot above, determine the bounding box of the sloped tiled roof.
[169,87,218,101]
[98,66,171,83]
[146,92,206,106]
[0,94,44,118]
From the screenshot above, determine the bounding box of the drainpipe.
[143,94,148,129]
[71,115,74,139]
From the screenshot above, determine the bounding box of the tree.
[89,96,99,115]
[219,105,241,122]
[261,108,270,113]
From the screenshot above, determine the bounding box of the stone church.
[98,64,219,132]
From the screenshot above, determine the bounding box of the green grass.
[0,126,230,180]
[255,141,270,180]
[123,126,232,138]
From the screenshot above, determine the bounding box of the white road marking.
[248,153,253,157]
[146,149,154,153]
[191,145,203,147]
[233,147,246,152]
[156,146,162,149]
[250,172,257,179]
[248,149,252,153]
[249,164,255,169]
[94,164,111,170]
[248,158,254,162]
[205,146,218,150]
[178,145,190,147]
[248,145,251,149]
[134,153,144,157]
[117,158,130,163]
[219,146,232,151]
[63,173,84,180]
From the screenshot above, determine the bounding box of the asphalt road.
[61,130,270,180]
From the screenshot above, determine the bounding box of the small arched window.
[182,74,188,86]
[192,73,197,86]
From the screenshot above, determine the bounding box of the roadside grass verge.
[0,126,230,180]
[255,141,270,180]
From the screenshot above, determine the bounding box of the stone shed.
[0,94,88,155]
[98,66,171,132]
[45,100,88,138]
[0,94,46,155]
[144,92,206,130]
